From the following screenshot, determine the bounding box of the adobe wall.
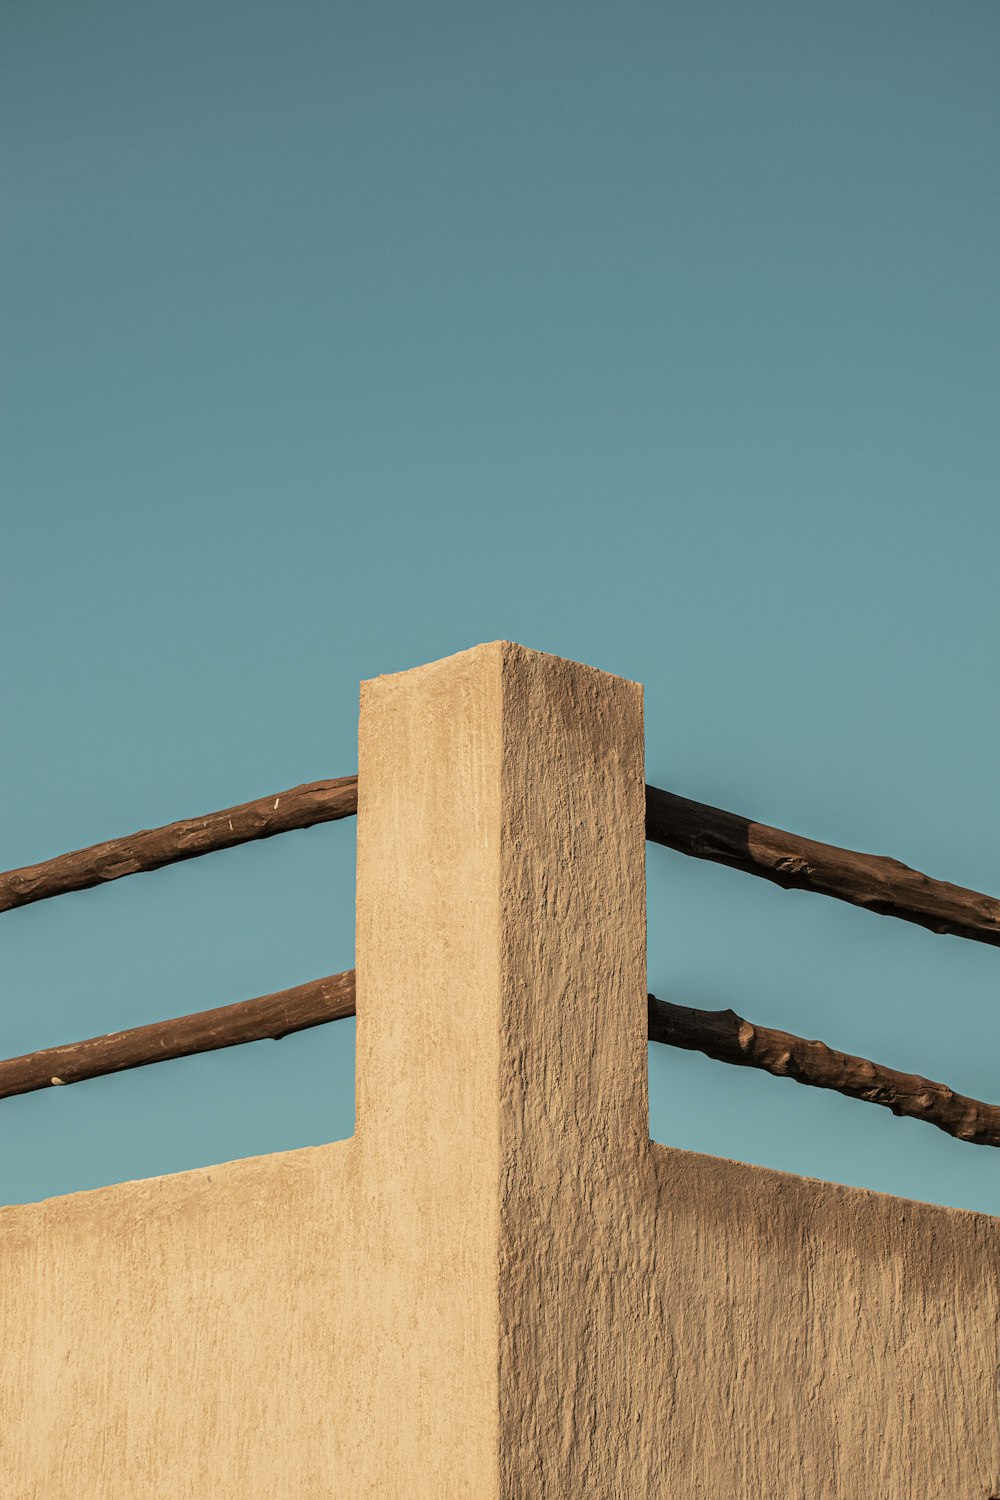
[0,1141,363,1497]
[640,1143,1000,1497]
[2,643,998,1498]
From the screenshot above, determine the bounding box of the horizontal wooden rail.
[648,993,1000,1147]
[4,971,999,1147]
[645,786,1000,948]
[4,775,1000,951]
[0,778,359,913]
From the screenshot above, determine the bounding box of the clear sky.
[3,0,999,1213]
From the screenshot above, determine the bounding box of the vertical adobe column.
[353,642,647,1497]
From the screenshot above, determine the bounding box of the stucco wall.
[0,1141,363,1497]
[4,1140,998,1497]
[2,643,999,1498]
[642,1144,1000,1498]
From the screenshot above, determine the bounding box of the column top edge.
[360,641,643,694]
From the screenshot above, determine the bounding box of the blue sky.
[3,0,999,1212]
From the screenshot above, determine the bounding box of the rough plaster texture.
[0,1142,361,1496]
[353,642,649,1496]
[2,642,1000,1498]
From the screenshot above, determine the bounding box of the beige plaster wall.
[0,1142,363,1498]
[640,1143,1000,1498]
[2,642,999,1498]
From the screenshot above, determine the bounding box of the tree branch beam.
[3,971,999,1149]
[648,992,1000,1147]
[0,778,359,913]
[0,971,356,1099]
[4,776,1000,954]
[645,785,1000,947]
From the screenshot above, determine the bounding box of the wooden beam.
[0,970,356,1100]
[4,774,1000,956]
[645,785,1000,948]
[648,992,1000,1147]
[4,968,999,1149]
[0,777,359,913]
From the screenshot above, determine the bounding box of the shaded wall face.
[638,1146,1000,1499]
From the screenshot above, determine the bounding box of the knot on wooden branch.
[646,990,1000,1149]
